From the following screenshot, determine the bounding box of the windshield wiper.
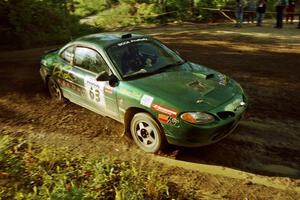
[123,60,187,80]
[123,68,154,80]
[155,60,186,73]
[126,69,149,76]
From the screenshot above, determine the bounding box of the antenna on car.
[121,33,132,39]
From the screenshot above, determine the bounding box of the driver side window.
[74,47,109,74]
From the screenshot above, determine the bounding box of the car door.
[54,45,83,101]
[72,46,120,120]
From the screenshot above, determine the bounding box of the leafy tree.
[0,0,95,47]
[74,0,114,16]
[1,0,292,48]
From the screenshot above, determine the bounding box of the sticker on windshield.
[140,95,154,108]
[117,38,148,47]
[84,77,105,107]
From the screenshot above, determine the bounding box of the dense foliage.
[0,135,173,199]
[0,0,96,47]
[0,0,298,47]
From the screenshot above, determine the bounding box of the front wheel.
[130,113,165,153]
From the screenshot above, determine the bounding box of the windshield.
[106,38,184,78]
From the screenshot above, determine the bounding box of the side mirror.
[108,75,119,87]
[96,71,119,87]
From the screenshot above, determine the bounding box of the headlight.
[180,112,215,124]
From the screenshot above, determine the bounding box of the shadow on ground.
[167,121,300,178]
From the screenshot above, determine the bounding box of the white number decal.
[84,78,105,107]
[89,87,101,102]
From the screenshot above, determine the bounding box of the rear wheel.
[47,77,63,101]
[130,113,165,153]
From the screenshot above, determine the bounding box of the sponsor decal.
[158,114,169,123]
[168,117,179,125]
[151,104,177,117]
[53,63,75,81]
[58,79,83,95]
[104,85,113,94]
[117,38,148,47]
[140,95,154,108]
[158,114,179,126]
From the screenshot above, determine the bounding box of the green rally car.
[40,32,248,153]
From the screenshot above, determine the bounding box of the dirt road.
[1,22,300,199]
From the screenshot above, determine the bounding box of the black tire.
[130,112,165,153]
[47,77,64,101]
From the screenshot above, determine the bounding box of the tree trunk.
[157,0,166,12]
[190,0,195,17]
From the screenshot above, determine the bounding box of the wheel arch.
[124,107,161,138]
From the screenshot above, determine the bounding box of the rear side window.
[74,47,109,74]
[60,46,74,64]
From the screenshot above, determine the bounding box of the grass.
[0,135,172,199]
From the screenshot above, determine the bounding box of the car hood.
[126,62,242,112]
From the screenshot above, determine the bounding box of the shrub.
[0,0,97,48]
[94,3,136,29]
[0,135,170,199]
[74,0,113,17]
[93,2,161,29]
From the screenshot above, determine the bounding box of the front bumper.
[165,111,244,147]
[164,94,248,147]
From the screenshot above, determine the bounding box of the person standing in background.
[256,0,266,26]
[275,0,288,28]
[247,0,257,23]
[235,0,245,27]
[286,0,296,23]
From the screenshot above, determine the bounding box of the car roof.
[74,32,147,49]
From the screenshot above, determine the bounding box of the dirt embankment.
[1,22,300,199]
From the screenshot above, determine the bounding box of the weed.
[0,135,171,199]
